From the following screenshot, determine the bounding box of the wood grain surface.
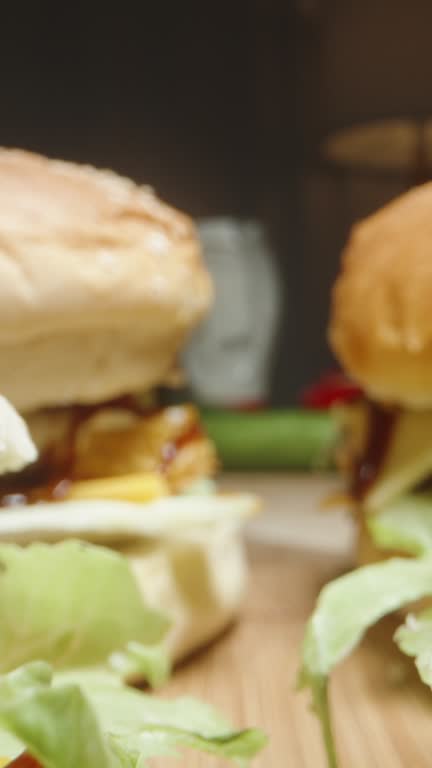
[152,474,432,767]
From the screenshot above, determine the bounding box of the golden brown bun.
[329,183,432,408]
[0,149,212,412]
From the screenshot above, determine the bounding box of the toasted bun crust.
[0,149,212,412]
[329,183,432,408]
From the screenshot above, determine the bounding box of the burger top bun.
[329,182,432,408]
[0,149,212,412]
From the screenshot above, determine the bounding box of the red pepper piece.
[300,371,363,409]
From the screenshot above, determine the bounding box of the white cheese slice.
[0,493,258,544]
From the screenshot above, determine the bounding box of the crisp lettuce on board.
[299,555,432,768]
[0,541,266,766]
[0,663,266,767]
[367,493,432,556]
[0,540,169,673]
[395,610,432,688]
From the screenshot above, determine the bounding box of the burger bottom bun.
[121,519,248,661]
[0,494,255,663]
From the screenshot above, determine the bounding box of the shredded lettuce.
[0,540,169,674]
[299,555,432,768]
[0,662,266,767]
[108,642,171,688]
[0,663,114,767]
[368,493,432,556]
[0,541,266,765]
[180,477,218,496]
[395,609,432,687]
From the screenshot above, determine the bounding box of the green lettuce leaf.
[0,662,266,767]
[368,493,432,556]
[0,541,169,673]
[0,662,116,767]
[109,642,171,688]
[180,477,218,496]
[299,555,432,768]
[395,609,432,687]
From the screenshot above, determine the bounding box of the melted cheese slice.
[366,409,432,512]
[66,472,169,503]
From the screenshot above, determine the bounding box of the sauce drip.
[160,423,203,469]
[411,120,431,187]
[351,401,397,500]
[0,396,150,506]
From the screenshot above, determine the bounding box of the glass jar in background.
[183,219,282,410]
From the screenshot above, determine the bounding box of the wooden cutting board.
[153,474,432,767]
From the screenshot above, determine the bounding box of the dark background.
[1,0,431,403]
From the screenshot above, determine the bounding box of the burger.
[300,184,432,768]
[0,396,265,767]
[329,182,432,561]
[0,147,215,495]
[0,148,257,663]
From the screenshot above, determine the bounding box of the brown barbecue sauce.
[351,401,397,500]
[0,398,202,507]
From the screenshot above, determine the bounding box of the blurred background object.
[323,119,432,176]
[201,408,337,471]
[183,219,281,409]
[1,0,432,404]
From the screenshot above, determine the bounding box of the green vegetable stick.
[201,409,338,470]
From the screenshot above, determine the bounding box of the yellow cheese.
[0,760,11,767]
[67,472,169,503]
[366,409,432,512]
